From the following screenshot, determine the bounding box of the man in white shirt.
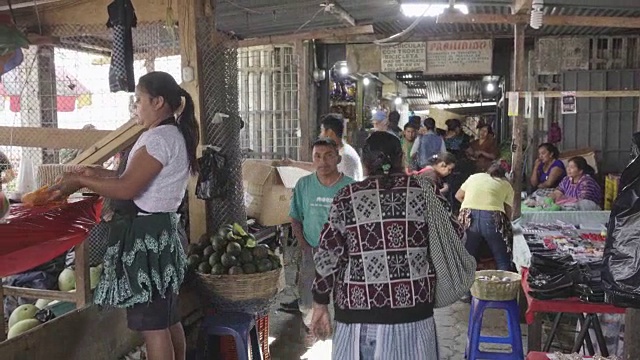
[320,113,364,181]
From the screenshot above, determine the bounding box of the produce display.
[4,264,104,339]
[187,223,282,276]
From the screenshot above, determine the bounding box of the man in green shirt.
[287,138,355,341]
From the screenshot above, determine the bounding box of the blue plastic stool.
[466,297,524,360]
[200,311,262,360]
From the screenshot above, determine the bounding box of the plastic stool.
[200,311,262,360]
[466,297,524,360]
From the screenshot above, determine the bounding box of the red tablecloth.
[522,267,625,324]
[0,196,102,277]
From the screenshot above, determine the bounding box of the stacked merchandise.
[527,253,606,303]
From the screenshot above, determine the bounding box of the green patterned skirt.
[94,211,187,308]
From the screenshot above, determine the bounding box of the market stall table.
[512,211,624,355]
[526,352,594,360]
[0,195,102,340]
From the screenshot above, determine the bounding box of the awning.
[0,67,93,112]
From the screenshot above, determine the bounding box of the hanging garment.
[106,0,137,93]
[548,121,562,144]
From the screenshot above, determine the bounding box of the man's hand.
[310,303,332,340]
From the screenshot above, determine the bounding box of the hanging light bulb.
[363,77,371,86]
[530,0,544,29]
[394,97,403,105]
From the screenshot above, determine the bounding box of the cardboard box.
[242,159,314,226]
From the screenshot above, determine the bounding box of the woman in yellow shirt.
[455,162,514,270]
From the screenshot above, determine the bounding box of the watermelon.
[0,191,9,221]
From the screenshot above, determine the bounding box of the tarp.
[0,196,102,277]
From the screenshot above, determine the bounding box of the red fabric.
[0,196,102,277]
[521,267,625,324]
[7,95,77,112]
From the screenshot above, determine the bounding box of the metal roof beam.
[437,13,640,28]
[512,0,532,15]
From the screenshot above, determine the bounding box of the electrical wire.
[373,5,430,46]
[294,6,325,34]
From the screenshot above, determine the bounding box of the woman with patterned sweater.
[310,131,465,360]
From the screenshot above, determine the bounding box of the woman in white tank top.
[52,71,200,360]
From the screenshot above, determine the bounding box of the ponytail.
[177,87,200,175]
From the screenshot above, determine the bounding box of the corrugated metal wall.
[238,45,300,160]
[562,70,640,173]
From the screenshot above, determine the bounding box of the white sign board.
[426,39,493,75]
[380,42,427,72]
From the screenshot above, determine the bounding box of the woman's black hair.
[538,142,560,159]
[569,156,596,177]
[427,152,456,166]
[487,161,508,179]
[362,131,403,188]
[137,71,200,175]
[477,123,494,135]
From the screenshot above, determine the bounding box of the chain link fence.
[0,21,181,194]
[196,18,247,234]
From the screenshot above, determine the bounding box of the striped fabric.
[416,176,477,308]
[332,317,438,360]
[557,174,602,205]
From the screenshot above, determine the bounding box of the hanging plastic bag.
[196,146,229,200]
[602,132,640,308]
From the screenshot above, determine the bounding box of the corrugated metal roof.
[375,4,640,38]
[406,80,485,107]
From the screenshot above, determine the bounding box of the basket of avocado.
[187,223,282,302]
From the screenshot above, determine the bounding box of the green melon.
[8,319,41,339]
[8,304,39,329]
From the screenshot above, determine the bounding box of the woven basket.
[470,270,522,301]
[196,268,281,302]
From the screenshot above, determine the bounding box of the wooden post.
[178,0,209,241]
[625,308,640,359]
[296,40,312,162]
[74,241,91,307]
[511,23,526,219]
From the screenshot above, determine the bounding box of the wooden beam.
[296,40,312,162]
[0,126,111,149]
[178,0,208,242]
[2,286,78,302]
[512,0,532,15]
[509,90,640,98]
[437,13,640,29]
[238,25,374,47]
[511,23,526,221]
[68,120,145,166]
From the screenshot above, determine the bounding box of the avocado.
[187,254,201,266]
[232,223,247,237]
[228,266,244,275]
[239,248,253,264]
[242,263,257,274]
[268,254,281,268]
[203,245,215,258]
[208,252,222,267]
[198,233,210,246]
[220,253,238,267]
[222,224,234,232]
[243,234,257,248]
[197,262,212,274]
[235,236,246,247]
[210,264,226,275]
[257,258,273,273]
[252,245,269,259]
[186,244,200,256]
[226,242,242,256]
[211,236,228,252]
[218,227,230,239]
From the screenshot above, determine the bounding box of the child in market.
[415,152,456,195]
